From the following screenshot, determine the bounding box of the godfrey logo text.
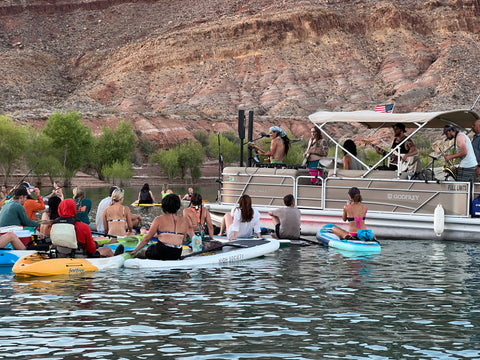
[387,193,419,201]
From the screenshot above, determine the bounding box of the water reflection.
[0,240,480,359]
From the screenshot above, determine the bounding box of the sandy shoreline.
[3,160,222,189]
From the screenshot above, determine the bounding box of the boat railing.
[220,169,298,207]
[220,166,473,217]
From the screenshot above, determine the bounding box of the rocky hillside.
[0,0,479,148]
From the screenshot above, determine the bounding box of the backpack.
[356,229,375,241]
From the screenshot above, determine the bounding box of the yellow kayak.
[13,252,130,277]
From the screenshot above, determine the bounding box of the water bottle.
[192,232,202,253]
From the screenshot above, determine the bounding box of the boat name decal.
[68,268,86,275]
[447,184,468,192]
[387,193,420,201]
[218,254,245,264]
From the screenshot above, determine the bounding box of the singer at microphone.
[254,126,290,164]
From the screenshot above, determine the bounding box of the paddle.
[180,241,249,259]
[261,227,320,245]
[298,237,321,245]
[91,231,118,239]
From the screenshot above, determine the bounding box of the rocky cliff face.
[0,0,479,147]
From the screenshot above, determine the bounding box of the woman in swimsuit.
[332,187,368,240]
[102,188,134,236]
[183,192,214,241]
[130,193,188,260]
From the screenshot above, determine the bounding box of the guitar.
[247,142,270,163]
[361,139,412,172]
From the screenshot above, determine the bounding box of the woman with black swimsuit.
[130,194,188,260]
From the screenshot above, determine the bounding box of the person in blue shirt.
[73,187,93,228]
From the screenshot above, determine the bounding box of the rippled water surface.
[1,240,480,359]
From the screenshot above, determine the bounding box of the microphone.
[260,132,269,138]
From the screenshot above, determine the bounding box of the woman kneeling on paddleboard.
[129,194,188,260]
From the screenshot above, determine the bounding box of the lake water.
[1,239,480,359]
[2,185,479,358]
[47,184,221,227]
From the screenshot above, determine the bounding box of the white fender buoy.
[434,204,445,237]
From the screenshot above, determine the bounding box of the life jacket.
[472,197,480,217]
[51,199,87,258]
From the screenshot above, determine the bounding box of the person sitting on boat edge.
[221,194,261,241]
[183,192,214,242]
[332,187,374,241]
[268,194,301,240]
[51,199,115,258]
[256,126,290,164]
[129,193,188,260]
[443,124,477,182]
[0,187,40,229]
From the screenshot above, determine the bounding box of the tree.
[0,115,30,185]
[24,132,63,185]
[209,133,240,165]
[151,141,205,181]
[151,148,180,180]
[91,120,136,180]
[102,160,133,186]
[42,111,94,184]
[176,141,204,180]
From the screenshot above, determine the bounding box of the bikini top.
[346,204,367,228]
[107,207,125,223]
[157,214,185,236]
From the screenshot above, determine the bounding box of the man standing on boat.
[268,194,301,240]
[256,126,290,164]
[443,124,477,182]
[471,119,480,182]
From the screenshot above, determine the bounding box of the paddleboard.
[316,224,381,253]
[131,203,162,207]
[124,238,280,269]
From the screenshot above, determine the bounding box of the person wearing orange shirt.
[22,184,45,221]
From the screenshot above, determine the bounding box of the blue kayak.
[316,224,381,253]
[0,250,37,267]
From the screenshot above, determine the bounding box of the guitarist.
[375,122,420,177]
[443,124,477,182]
[255,126,290,164]
[303,127,329,168]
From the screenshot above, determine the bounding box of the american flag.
[375,103,394,113]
